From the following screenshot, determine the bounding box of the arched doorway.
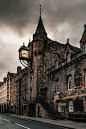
[41,87,48,100]
[2,104,3,113]
[4,104,6,113]
[7,103,9,113]
[28,104,34,116]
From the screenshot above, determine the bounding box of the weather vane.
[38,5,43,18]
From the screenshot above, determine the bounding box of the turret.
[33,5,47,41]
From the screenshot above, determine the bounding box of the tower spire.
[33,5,47,40]
[38,5,43,19]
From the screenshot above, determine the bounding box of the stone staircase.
[37,97,62,120]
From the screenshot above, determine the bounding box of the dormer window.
[55,60,58,69]
[67,52,70,63]
[83,42,86,54]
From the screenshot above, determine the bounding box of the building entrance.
[28,104,34,116]
[40,87,47,100]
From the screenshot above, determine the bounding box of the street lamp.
[18,43,32,71]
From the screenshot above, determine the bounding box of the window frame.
[66,52,70,63]
[58,102,61,112]
[83,42,86,54]
[56,80,59,93]
[67,75,72,90]
[69,101,73,112]
[55,60,58,69]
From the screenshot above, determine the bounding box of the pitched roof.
[80,25,86,43]
[68,44,80,52]
[33,16,47,40]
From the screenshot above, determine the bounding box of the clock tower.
[30,5,48,101]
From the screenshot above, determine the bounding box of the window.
[69,101,73,112]
[7,79,9,85]
[11,79,12,85]
[85,70,86,87]
[11,87,12,93]
[83,42,86,54]
[11,96,12,101]
[74,70,82,87]
[75,78,81,87]
[24,105,27,110]
[68,76,72,90]
[58,102,61,112]
[14,86,15,92]
[56,80,59,93]
[7,87,9,93]
[55,60,58,69]
[67,52,70,63]
[14,95,15,101]
[7,95,9,101]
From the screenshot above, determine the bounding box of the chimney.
[84,24,86,31]
[3,77,7,83]
[17,66,21,74]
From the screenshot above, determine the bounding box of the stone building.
[22,13,86,119]
[0,80,7,113]
[0,9,86,120]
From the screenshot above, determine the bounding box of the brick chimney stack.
[17,66,21,74]
[3,77,7,83]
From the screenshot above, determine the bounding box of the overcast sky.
[0,0,86,81]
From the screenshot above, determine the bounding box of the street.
[0,114,64,129]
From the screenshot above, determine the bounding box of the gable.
[65,44,71,53]
[80,32,86,43]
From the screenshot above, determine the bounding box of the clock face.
[20,50,29,58]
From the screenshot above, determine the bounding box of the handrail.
[37,97,57,119]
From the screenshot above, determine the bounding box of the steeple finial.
[84,24,86,31]
[23,42,25,46]
[29,39,30,43]
[38,5,43,19]
[67,38,69,44]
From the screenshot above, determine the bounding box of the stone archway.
[7,103,9,113]
[2,104,3,113]
[4,104,6,113]
[28,103,35,116]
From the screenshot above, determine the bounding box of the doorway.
[41,88,47,100]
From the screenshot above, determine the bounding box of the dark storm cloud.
[0,0,86,41]
[40,0,86,45]
[0,0,40,36]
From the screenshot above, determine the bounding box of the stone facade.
[0,14,86,120]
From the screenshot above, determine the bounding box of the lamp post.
[18,43,33,115]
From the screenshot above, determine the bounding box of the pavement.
[8,114,86,129]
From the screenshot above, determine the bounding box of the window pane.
[84,43,86,53]
[67,53,70,63]
[68,76,72,90]
[69,101,73,112]
[58,102,61,112]
[55,61,58,69]
[57,81,59,92]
